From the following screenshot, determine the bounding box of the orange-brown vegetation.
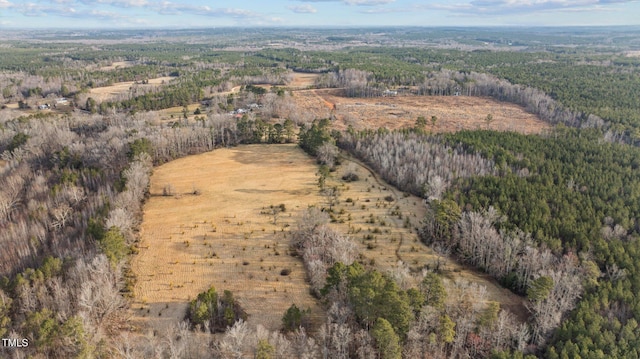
[292,89,550,134]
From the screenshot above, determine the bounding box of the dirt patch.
[292,89,550,135]
[89,76,176,102]
[131,144,325,334]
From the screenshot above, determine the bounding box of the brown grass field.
[131,145,325,333]
[88,76,176,102]
[287,73,320,89]
[292,88,550,134]
[132,144,527,335]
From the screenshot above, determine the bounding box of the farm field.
[88,76,176,102]
[132,143,527,335]
[292,89,550,134]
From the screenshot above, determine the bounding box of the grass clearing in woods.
[88,76,176,102]
[131,144,325,333]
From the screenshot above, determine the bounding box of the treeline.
[421,202,586,346]
[339,127,640,355]
[440,128,640,357]
[417,70,606,131]
[488,60,640,135]
[0,106,251,357]
[338,130,496,199]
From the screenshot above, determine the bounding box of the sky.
[0,0,639,29]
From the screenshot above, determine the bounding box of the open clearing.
[132,144,527,335]
[292,89,550,134]
[287,73,319,89]
[99,60,135,71]
[131,144,325,333]
[88,76,176,102]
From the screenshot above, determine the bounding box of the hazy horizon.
[1,0,639,29]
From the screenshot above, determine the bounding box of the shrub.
[186,286,247,333]
[282,304,311,332]
[342,172,360,182]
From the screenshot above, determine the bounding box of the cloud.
[359,0,637,16]
[344,0,395,5]
[288,4,318,13]
[430,0,638,14]
[12,2,130,20]
[57,0,258,18]
[79,0,149,7]
[145,2,257,18]
[0,0,12,8]
[295,0,395,5]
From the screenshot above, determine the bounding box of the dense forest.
[2,27,640,358]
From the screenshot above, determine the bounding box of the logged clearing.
[292,89,550,134]
[88,76,176,102]
[131,144,325,333]
[132,144,527,335]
